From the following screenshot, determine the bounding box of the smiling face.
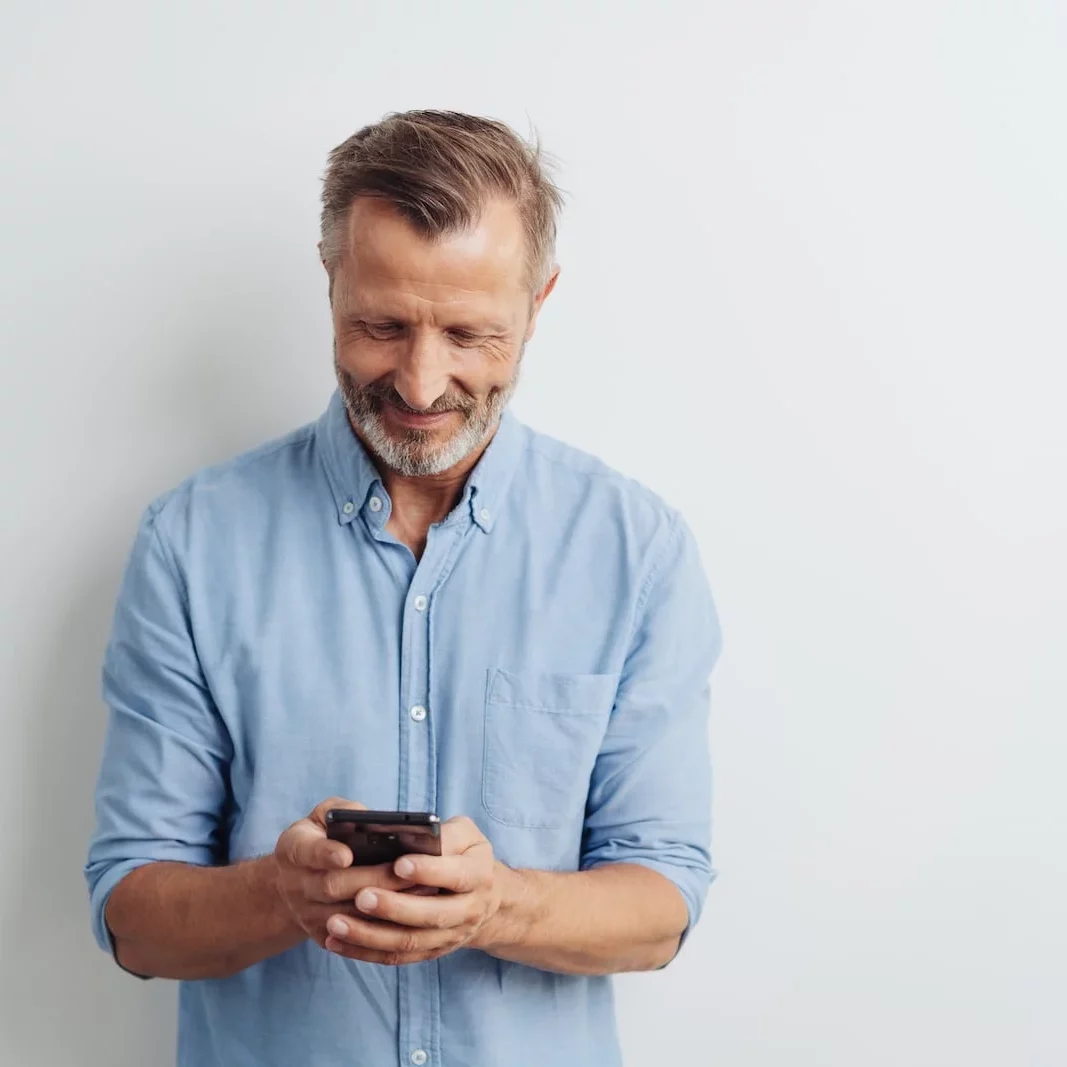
[329,196,556,477]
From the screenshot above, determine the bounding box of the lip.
[383,403,455,430]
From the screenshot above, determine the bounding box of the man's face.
[329,197,551,477]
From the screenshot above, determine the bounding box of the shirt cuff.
[581,855,717,964]
[85,858,157,978]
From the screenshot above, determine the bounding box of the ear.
[524,267,560,343]
[319,243,336,303]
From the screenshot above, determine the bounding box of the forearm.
[105,857,303,980]
[477,862,689,975]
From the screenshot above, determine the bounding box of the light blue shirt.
[85,391,722,1067]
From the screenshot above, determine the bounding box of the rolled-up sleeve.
[581,511,722,939]
[84,503,231,956]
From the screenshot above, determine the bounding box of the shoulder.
[514,425,691,591]
[142,419,321,548]
[521,425,682,542]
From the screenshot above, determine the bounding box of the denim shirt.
[85,391,722,1067]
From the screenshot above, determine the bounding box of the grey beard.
[334,352,520,478]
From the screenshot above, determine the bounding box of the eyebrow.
[345,312,509,334]
[451,320,509,334]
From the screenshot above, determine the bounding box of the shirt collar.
[317,391,384,526]
[316,390,526,533]
[465,407,524,533]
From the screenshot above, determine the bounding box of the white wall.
[2,3,1065,1065]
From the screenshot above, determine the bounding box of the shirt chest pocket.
[481,669,618,830]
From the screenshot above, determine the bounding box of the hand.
[322,815,502,966]
[274,798,416,949]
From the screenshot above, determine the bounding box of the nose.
[392,329,451,411]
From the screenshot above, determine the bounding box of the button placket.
[397,518,474,1067]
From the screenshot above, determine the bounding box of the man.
[85,110,722,1067]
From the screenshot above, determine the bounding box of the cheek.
[458,346,519,395]
[336,338,394,382]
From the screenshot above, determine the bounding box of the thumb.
[309,797,367,828]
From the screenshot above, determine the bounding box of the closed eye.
[363,320,404,339]
[447,329,482,346]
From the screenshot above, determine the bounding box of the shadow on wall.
[0,565,178,1066]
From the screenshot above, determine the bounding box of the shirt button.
[410,705,427,722]
[411,1051,428,1066]
[342,502,355,515]
[413,595,428,612]
[368,496,383,512]
[479,508,491,523]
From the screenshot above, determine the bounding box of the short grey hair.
[320,110,564,290]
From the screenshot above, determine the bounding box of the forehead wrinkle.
[337,272,513,329]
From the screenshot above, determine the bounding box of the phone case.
[324,809,442,866]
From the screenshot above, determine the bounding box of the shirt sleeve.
[83,503,232,959]
[580,510,723,944]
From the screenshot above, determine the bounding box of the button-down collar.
[316,390,525,534]
[466,408,523,533]
[317,391,384,526]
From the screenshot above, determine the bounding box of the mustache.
[362,380,476,416]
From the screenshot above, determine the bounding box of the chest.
[193,510,635,863]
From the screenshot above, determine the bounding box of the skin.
[105,197,689,980]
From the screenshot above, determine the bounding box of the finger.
[279,820,350,871]
[303,862,416,904]
[281,799,372,872]
[351,886,476,929]
[309,797,367,828]
[438,815,486,855]
[324,914,459,956]
[322,938,449,967]
[394,840,494,892]
[301,902,360,946]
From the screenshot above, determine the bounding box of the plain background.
[2,2,1065,1065]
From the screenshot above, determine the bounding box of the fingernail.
[395,858,415,878]
[358,890,378,912]
[327,916,347,937]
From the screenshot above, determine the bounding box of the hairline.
[321,193,553,295]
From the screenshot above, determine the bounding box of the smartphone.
[325,809,442,867]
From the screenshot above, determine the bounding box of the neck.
[353,422,499,557]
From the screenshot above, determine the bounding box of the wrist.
[474,863,537,954]
[257,854,303,940]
